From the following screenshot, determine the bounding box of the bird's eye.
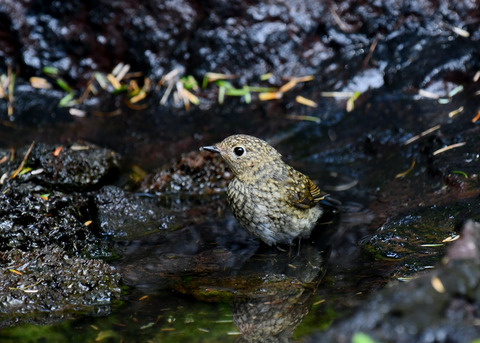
[233,147,245,156]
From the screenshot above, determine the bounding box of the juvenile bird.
[201,134,327,246]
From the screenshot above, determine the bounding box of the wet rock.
[0,142,120,191]
[444,219,480,261]
[191,1,333,84]
[0,142,121,255]
[0,0,478,125]
[139,149,232,196]
[0,245,121,329]
[0,142,122,328]
[364,201,479,278]
[27,143,120,190]
[307,220,480,343]
[0,181,102,255]
[0,0,197,83]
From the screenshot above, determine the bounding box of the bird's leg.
[296,237,302,257]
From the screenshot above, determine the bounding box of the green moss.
[293,297,339,339]
[0,300,237,343]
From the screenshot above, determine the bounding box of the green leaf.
[246,86,277,93]
[56,78,72,93]
[8,71,16,95]
[346,91,361,112]
[215,80,234,89]
[202,75,209,89]
[260,72,273,81]
[19,167,32,176]
[452,170,468,179]
[225,87,248,96]
[180,75,198,90]
[352,332,378,343]
[58,92,75,107]
[112,85,128,94]
[42,66,60,76]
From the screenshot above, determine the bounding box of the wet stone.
[0,181,102,255]
[0,0,478,125]
[0,245,121,329]
[0,143,120,191]
[0,142,122,255]
[0,0,198,84]
[29,143,120,190]
[0,142,122,328]
[139,149,232,196]
[307,220,480,343]
[364,201,480,278]
[191,1,330,84]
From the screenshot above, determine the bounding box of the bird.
[201,134,328,246]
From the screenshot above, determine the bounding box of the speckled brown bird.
[201,134,327,246]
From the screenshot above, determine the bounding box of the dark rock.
[28,143,120,190]
[0,142,120,191]
[139,149,232,196]
[364,201,478,278]
[0,181,102,255]
[0,0,479,122]
[0,142,122,328]
[191,1,332,84]
[307,220,480,343]
[444,219,480,262]
[0,0,198,82]
[0,142,121,255]
[0,245,121,329]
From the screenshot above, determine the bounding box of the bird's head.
[201,134,282,179]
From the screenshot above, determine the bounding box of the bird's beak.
[200,145,221,154]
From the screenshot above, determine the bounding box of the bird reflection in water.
[229,228,333,343]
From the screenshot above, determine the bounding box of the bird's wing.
[287,174,328,209]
